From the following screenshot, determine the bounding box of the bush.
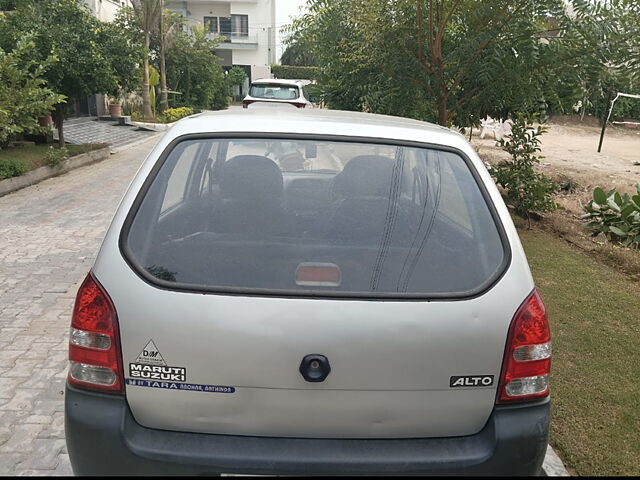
[44,146,68,166]
[490,114,558,225]
[581,185,640,248]
[271,65,319,81]
[0,39,63,148]
[159,107,195,123]
[0,157,28,180]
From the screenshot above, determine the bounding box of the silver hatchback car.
[65,108,551,475]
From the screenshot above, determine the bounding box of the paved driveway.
[57,117,157,151]
[0,138,158,475]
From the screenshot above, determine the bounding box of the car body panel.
[65,384,550,476]
[91,109,535,439]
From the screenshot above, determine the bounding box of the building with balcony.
[167,0,276,86]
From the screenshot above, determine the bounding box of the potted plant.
[108,96,122,118]
[38,113,53,128]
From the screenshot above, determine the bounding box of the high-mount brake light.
[68,273,124,393]
[497,290,551,403]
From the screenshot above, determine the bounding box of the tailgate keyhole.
[299,354,331,382]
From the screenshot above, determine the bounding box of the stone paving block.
[0,453,24,475]
[37,412,63,440]
[0,414,12,446]
[1,389,41,412]
[15,438,65,470]
[53,453,73,476]
[0,376,26,399]
[8,318,32,329]
[7,336,42,351]
[30,400,59,417]
[3,361,42,378]
[21,343,58,361]
[19,370,58,390]
[0,424,46,453]
[0,328,23,343]
[21,415,54,425]
[0,350,23,368]
[16,469,54,477]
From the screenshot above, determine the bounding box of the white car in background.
[65,107,551,475]
[242,78,313,109]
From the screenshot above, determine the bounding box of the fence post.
[598,90,614,153]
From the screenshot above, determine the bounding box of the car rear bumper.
[65,383,549,476]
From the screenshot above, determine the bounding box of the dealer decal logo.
[126,339,235,394]
[449,375,494,388]
[135,339,166,366]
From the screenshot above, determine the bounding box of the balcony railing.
[206,32,258,48]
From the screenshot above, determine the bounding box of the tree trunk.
[437,95,447,126]
[141,32,153,121]
[55,103,65,148]
[159,10,169,114]
[159,47,169,113]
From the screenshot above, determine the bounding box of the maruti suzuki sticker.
[449,375,494,388]
[129,363,186,381]
[126,378,235,393]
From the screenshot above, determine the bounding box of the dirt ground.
[470,115,640,278]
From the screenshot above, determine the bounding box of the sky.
[275,0,308,61]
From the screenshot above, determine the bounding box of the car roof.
[171,108,467,149]
[251,78,301,86]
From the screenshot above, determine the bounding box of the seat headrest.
[332,155,395,198]
[220,155,283,201]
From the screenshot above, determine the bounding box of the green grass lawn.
[519,228,640,476]
[0,143,106,180]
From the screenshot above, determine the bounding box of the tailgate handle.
[299,354,331,383]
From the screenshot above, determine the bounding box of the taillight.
[68,273,124,394]
[497,290,551,403]
[293,102,306,108]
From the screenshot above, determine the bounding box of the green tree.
[165,26,228,110]
[542,0,640,120]
[131,0,163,120]
[286,0,365,112]
[156,9,183,113]
[289,0,567,126]
[227,66,247,100]
[280,40,317,66]
[227,66,247,88]
[105,12,145,98]
[0,38,63,148]
[0,0,143,146]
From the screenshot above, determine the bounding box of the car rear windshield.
[124,137,507,298]
[249,84,299,100]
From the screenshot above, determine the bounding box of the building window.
[232,14,249,37]
[219,16,232,41]
[204,16,218,33]
[219,15,248,41]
